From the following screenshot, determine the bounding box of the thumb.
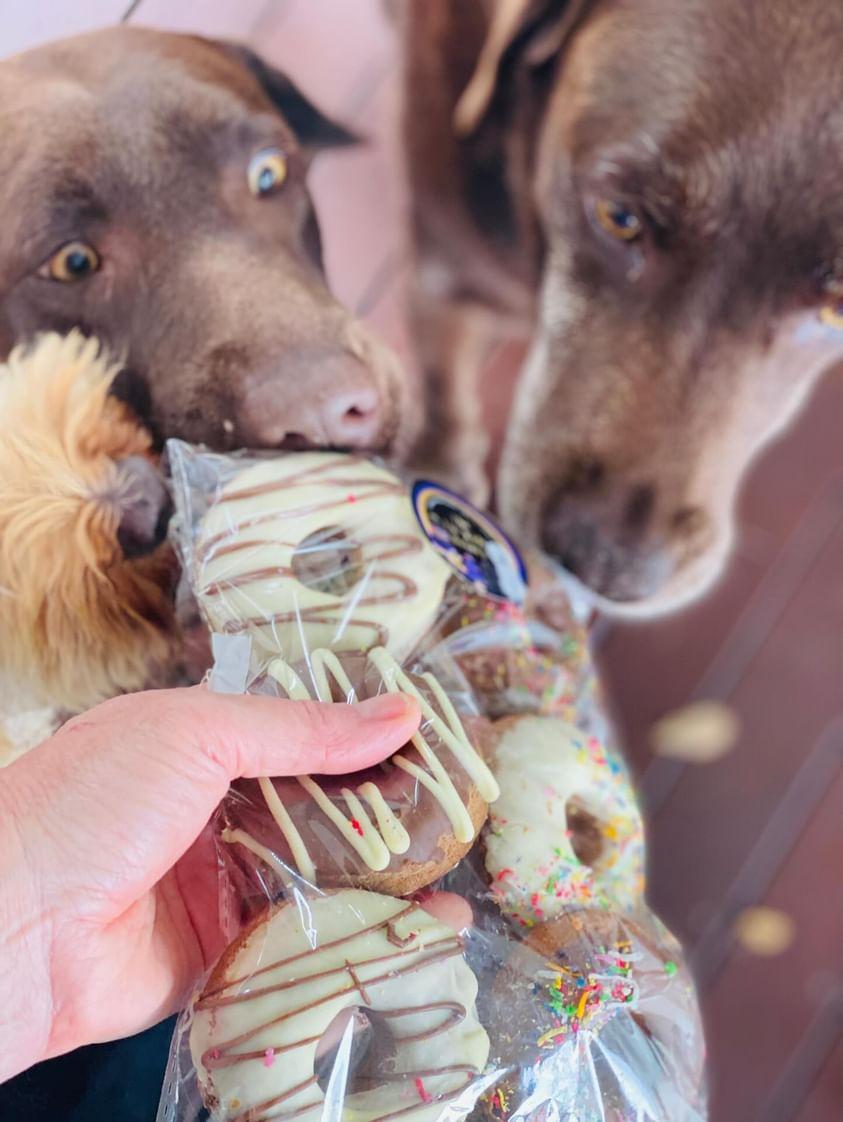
[8,687,420,912]
[183,686,421,777]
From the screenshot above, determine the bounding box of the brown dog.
[0,26,412,475]
[0,27,417,742]
[401,0,843,613]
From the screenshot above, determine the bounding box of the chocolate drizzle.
[196,455,435,652]
[199,937,464,1061]
[231,1065,481,1122]
[201,904,421,1001]
[193,896,488,1122]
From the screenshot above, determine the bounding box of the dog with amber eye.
[0,332,177,762]
[401,0,843,614]
[0,27,412,459]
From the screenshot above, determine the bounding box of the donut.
[222,645,500,895]
[439,615,588,721]
[427,547,592,722]
[193,453,453,665]
[189,889,490,1122]
[473,908,706,1121]
[434,547,585,644]
[483,716,644,926]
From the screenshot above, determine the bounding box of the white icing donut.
[484,716,645,926]
[194,454,452,664]
[189,890,490,1122]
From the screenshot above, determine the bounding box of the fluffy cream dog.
[0,332,177,761]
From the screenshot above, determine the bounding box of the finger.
[7,687,419,914]
[183,687,421,777]
[418,891,474,933]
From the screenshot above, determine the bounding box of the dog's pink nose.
[321,384,384,448]
[239,356,392,452]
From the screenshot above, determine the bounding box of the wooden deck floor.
[1,4,841,1120]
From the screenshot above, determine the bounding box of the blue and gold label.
[411,480,527,603]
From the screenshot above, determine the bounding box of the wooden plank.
[794,1031,843,1122]
[761,998,843,1122]
[737,366,843,543]
[0,0,127,57]
[598,470,843,794]
[595,551,766,778]
[643,508,843,938]
[701,766,843,1120]
[691,720,843,984]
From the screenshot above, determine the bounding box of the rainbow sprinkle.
[534,946,637,1049]
[414,1077,431,1104]
[489,1086,510,1117]
[484,720,645,925]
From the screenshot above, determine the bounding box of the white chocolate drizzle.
[221,827,294,889]
[257,778,317,883]
[226,647,499,879]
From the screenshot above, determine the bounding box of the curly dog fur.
[0,332,177,726]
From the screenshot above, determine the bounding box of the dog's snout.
[542,510,672,601]
[239,352,394,452]
[624,485,656,532]
[115,456,173,560]
[541,480,676,602]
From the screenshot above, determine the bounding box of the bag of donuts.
[158,441,708,1122]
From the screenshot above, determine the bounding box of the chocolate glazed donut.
[222,647,500,896]
[430,552,592,723]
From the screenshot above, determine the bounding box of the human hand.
[0,685,422,1082]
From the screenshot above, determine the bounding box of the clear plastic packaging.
[158,442,707,1122]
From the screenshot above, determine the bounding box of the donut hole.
[565,797,606,868]
[292,526,364,597]
[314,1007,397,1094]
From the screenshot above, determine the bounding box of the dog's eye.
[40,241,100,283]
[248,148,288,197]
[593,199,643,242]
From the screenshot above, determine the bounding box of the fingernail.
[357,693,416,721]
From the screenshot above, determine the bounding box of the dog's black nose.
[541,487,673,602]
[115,456,173,560]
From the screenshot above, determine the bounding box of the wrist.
[0,761,55,1082]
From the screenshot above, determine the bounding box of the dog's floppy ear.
[454,0,592,136]
[211,41,359,149]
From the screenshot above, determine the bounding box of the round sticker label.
[412,480,527,603]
